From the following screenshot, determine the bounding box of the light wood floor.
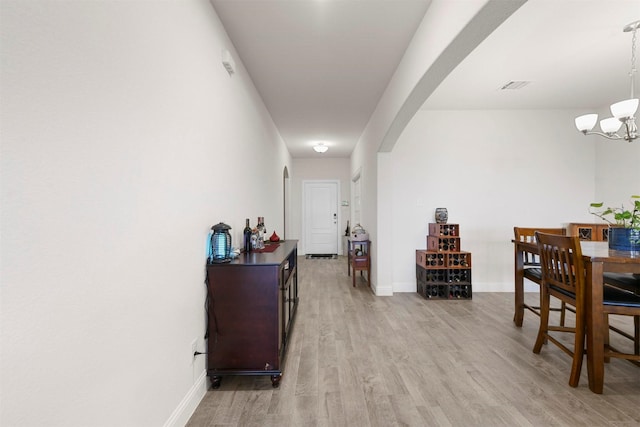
[187,256,640,427]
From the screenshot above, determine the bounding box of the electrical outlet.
[191,338,198,365]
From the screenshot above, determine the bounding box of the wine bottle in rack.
[243,218,252,252]
[461,286,469,298]
[452,285,461,298]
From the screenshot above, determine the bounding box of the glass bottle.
[243,218,252,252]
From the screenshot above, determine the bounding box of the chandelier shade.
[575,114,598,132]
[610,98,639,119]
[600,117,623,134]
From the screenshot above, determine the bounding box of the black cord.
[204,267,219,346]
[204,268,210,339]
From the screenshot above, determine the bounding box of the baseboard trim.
[163,370,207,427]
[373,283,393,296]
[393,281,416,293]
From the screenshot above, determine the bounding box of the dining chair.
[514,227,569,324]
[533,232,586,387]
[534,232,640,388]
[600,273,640,356]
[600,277,640,367]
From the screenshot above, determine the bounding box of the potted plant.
[589,195,640,252]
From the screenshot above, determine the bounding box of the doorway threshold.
[305,254,337,259]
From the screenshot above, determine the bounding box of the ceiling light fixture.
[575,20,639,142]
[313,143,328,153]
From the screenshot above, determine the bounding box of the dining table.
[513,238,640,394]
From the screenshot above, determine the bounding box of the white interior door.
[303,180,338,255]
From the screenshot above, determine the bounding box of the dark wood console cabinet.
[205,240,298,388]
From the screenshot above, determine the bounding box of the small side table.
[347,239,371,287]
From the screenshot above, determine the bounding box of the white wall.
[290,158,351,255]
[594,138,640,205]
[386,109,598,293]
[0,1,290,426]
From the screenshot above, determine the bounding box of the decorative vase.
[608,227,640,252]
[435,208,448,224]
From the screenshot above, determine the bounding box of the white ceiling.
[422,0,640,111]
[211,0,640,158]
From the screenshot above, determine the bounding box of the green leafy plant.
[589,195,640,229]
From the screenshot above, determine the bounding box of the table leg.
[514,246,525,327]
[586,261,605,394]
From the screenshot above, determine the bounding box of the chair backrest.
[535,231,586,303]
[514,227,566,266]
[514,227,566,243]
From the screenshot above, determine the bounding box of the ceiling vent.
[500,81,530,90]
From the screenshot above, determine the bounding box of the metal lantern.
[210,222,232,263]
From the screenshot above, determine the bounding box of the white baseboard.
[393,281,416,293]
[373,283,393,296]
[163,370,208,427]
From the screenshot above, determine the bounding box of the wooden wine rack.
[416,223,472,300]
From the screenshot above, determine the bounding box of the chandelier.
[575,20,639,142]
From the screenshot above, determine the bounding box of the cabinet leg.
[210,376,222,389]
[270,374,282,388]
